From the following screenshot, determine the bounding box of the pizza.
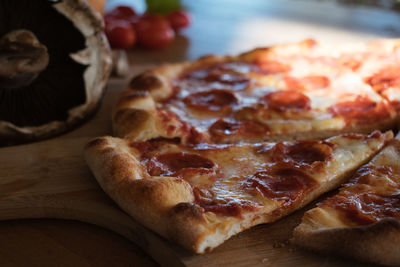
[84,39,400,260]
[293,133,400,266]
[84,131,391,253]
[112,39,400,144]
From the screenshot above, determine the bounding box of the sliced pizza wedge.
[113,39,400,144]
[293,133,400,266]
[84,131,392,253]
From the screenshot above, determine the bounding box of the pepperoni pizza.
[112,39,400,144]
[84,39,400,260]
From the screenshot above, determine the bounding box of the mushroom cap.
[0,0,112,145]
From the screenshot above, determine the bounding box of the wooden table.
[1,1,399,266]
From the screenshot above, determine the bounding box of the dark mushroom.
[0,0,112,145]
[0,30,49,89]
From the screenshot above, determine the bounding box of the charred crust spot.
[101,147,116,156]
[133,179,158,195]
[129,73,162,91]
[170,202,205,220]
[107,153,138,181]
[85,137,109,149]
[114,108,150,125]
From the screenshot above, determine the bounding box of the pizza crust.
[84,137,204,249]
[293,214,400,266]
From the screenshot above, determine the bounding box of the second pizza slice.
[84,131,392,253]
[293,133,400,266]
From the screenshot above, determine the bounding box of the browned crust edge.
[292,218,400,266]
[84,136,218,253]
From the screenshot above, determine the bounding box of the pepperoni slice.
[147,152,215,176]
[209,119,269,141]
[182,63,250,90]
[285,76,330,90]
[263,90,311,112]
[254,59,291,74]
[301,76,330,89]
[321,163,400,226]
[322,193,400,226]
[366,66,400,93]
[284,141,334,166]
[203,71,250,86]
[243,163,317,205]
[329,96,390,124]
[184,90,238,112]
[130,141,159,155]
[345,165,395,190]
[258,140,334,167]
[193,187,259,217]
[341,57,361,71]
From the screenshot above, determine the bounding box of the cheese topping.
[129,132,387,218]
[321,140,400,226]
[157,40,399,144]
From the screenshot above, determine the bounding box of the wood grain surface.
[1,0,400,266]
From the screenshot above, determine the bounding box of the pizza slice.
[84,131,391,253]
[293,133,400,266]
[113,39,400,144]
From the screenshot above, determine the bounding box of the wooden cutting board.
[0,70,377,267]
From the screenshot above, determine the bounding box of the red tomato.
[106,5,137,19]
[105,20,136,49]
[105,5,139,28]
[135,15,175,49]
[167,10,191,31]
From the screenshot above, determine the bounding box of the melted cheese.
[308,135,400,227]
[128,132,389,221]
[159,41,400,143]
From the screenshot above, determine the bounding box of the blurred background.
[102,0,400,64]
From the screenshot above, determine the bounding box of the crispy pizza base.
[293,134,400,266]
[113,39,400,144]
[84,131,391,253]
